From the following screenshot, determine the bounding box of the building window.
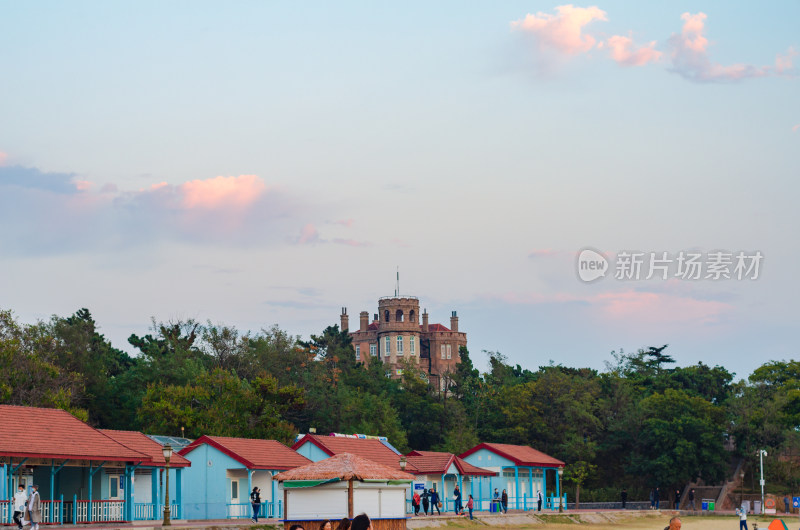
[410,336,416,354]
[397,335,404,354]
[370,343,377,356]
[231,480,239,501]
[385,336,391,354]
[355,345,360,361]
[396,309,404,322]
[446,344,452,359]
[441,345,446,359]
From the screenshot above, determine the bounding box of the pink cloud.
[776,47,798,75]
[297,223,321,245]
[332,218,355,227]
[0,151,7,166]
[668,12,770,82]
[181,174,266,209]
[491,288,731,326]
[511,5,608,55]
[332,238,371,248]
[606,34,662,66]
[528,248,560,258]
[74,180,92,191]
[793,124,800,133]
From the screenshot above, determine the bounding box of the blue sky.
[1,2,797,377]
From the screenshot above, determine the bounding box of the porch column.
[514,467,519,510]
[271,473,277,517]
[151,468,159,520]
[88,463,93,522]
[1,463,6,501]
[458,474,463,511]
[529,467,533,509]
[542,468,547,509]
[176,468,182,519]
[247,469,252,508]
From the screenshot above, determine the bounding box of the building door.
[108,475,123,500]
[231,479,241,504]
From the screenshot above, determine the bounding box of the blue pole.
[272,473,277,517]
[151,468,158,520]
[60,493,64,525]
[176,468,182,520]
[73,494,77,524]
[542,468,547,510]
[514,467,519,510]
[88,464,93,523]
[556,470,561,511]
[50,461,55,501]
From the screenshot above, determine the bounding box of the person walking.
[13,484,27,530]
[537,490,543,512]
[467,495,474,520]
[501,489,508,514]
[649,489,655,510]
[27,485,41,530]
[688,489,695,511]
[674,489,681,510]
[454,485,463,515]
[654,487,660,510]
[621,488,627,509]
[250,487,261,523]
[736,505,747,530]
[784,494,791,514]
[412,491,421,516]
[429,487,441,515]
[421,488,430,515]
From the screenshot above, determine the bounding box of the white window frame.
[446,344,452,359]
[397,335,404,354]
[108,475,123,500]
[231,479,240,503]
[385,336,391,355]
[370,343,377,356]
[410,336,416,354]
[441,344,446,359]
[355,345,360,361]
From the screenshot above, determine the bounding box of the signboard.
[792,497,800,509]
[765,497,776,514]
[414,482,425,492]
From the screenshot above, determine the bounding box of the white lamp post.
[558,468,564,513]
[162,444,173,526]
[759,449,768,513]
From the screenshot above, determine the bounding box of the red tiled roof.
[275,453,415,482]
[0,405,151,462]
[422,324,450,332]
[100,430,191,468]
[459,443,565,468]
[367,322,379,330]
[293,434,418,473]
[405,451,495,476]
[178,435,310,470]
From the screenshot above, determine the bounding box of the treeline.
[2,308,800,501]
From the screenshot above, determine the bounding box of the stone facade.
[340,296,466,383]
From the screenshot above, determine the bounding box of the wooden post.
[348,480,354,518]
[284,489,288,520]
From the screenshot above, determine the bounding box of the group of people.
[12,484,41,530]
[290,514,371,530]
[646,487,696,511]
[411,486,474,517]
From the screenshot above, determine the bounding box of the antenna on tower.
[395,267,400,297]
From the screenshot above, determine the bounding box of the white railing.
[1,500,10,524]
[133,502,180,521]
[41,500,63,524]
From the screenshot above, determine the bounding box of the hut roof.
[459,442,565,468]
[274,453,416,483]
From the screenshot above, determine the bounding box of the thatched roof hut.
[274,453,414,530]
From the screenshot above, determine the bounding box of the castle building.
[339,295,466,382]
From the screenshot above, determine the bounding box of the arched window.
[409,309,416,323]
[396,309,404,322]
[384,310,390,322]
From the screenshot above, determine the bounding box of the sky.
[1,1,798,379]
